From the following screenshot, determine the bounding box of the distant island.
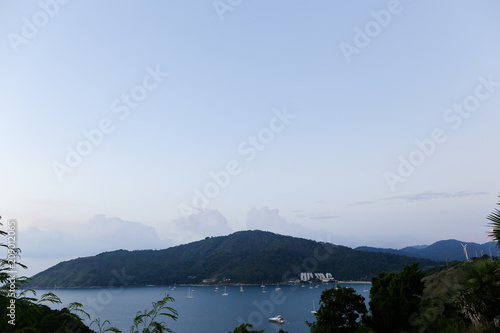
[27,230,443,288]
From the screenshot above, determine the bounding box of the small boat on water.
[186,287,195,299]
[222,286,228,296]
[240,285,244,292]
[311,300,317,314]
[275,283,281,291]
[268,315,285,324]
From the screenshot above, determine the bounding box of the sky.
[1,1,500,277]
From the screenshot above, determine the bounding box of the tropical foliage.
[454,258,500,329]
[306,286,368,333]
[0,219,181,333]
[130,295,178,333]
[228,323,264,333]
[0,219,93,332]
[487,194,500,246]
[365,262,425,332]
[410,195,500,332]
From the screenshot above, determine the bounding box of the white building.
[300,272,314,281]
[301,272,333,281]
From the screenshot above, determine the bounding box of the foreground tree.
[453,193,500,331]
[487,193,500,246]
[306,285,367,333]
[0,219,93,332]
[228,323,264,333]
[414,195,500,332]
[365,262,424,332]
[90,317,122,333]
[454,258,500,329]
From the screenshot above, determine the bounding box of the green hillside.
[422,261,464,299]
[27,230,439,288]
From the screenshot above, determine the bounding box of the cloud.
[294,212,338,220]
[245,206,334,239]
[245,206,366,247]
[19,214,175,259]
[349,190,488,206]
[387,191,488,202]
[348,200,377,206]
[170,209,233,243]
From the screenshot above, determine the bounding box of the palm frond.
[487,195,500,246]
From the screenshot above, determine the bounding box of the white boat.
[214,286,219,292]
[268,315,285,324]
[240,285,244,292]
[186,287,195,299]
[222,286,228,296]
[275,283,281,291]
[311,300,317,314]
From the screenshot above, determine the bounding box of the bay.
[35,282,370,333]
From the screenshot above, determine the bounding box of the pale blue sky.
[1,1,500,275]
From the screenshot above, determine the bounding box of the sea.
[35,282,371,333]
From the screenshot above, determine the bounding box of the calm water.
[35,282,370,333]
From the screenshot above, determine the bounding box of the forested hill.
[27,230,439,288]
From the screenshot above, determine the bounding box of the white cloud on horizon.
[18,215,175,276]
[169,209,233,244]
[246,206,313,236]
[245,206,358,246]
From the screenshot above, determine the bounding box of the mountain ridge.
[27,230,440,288]
[356,239,497,261]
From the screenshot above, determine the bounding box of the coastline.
[29,280,373,289]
